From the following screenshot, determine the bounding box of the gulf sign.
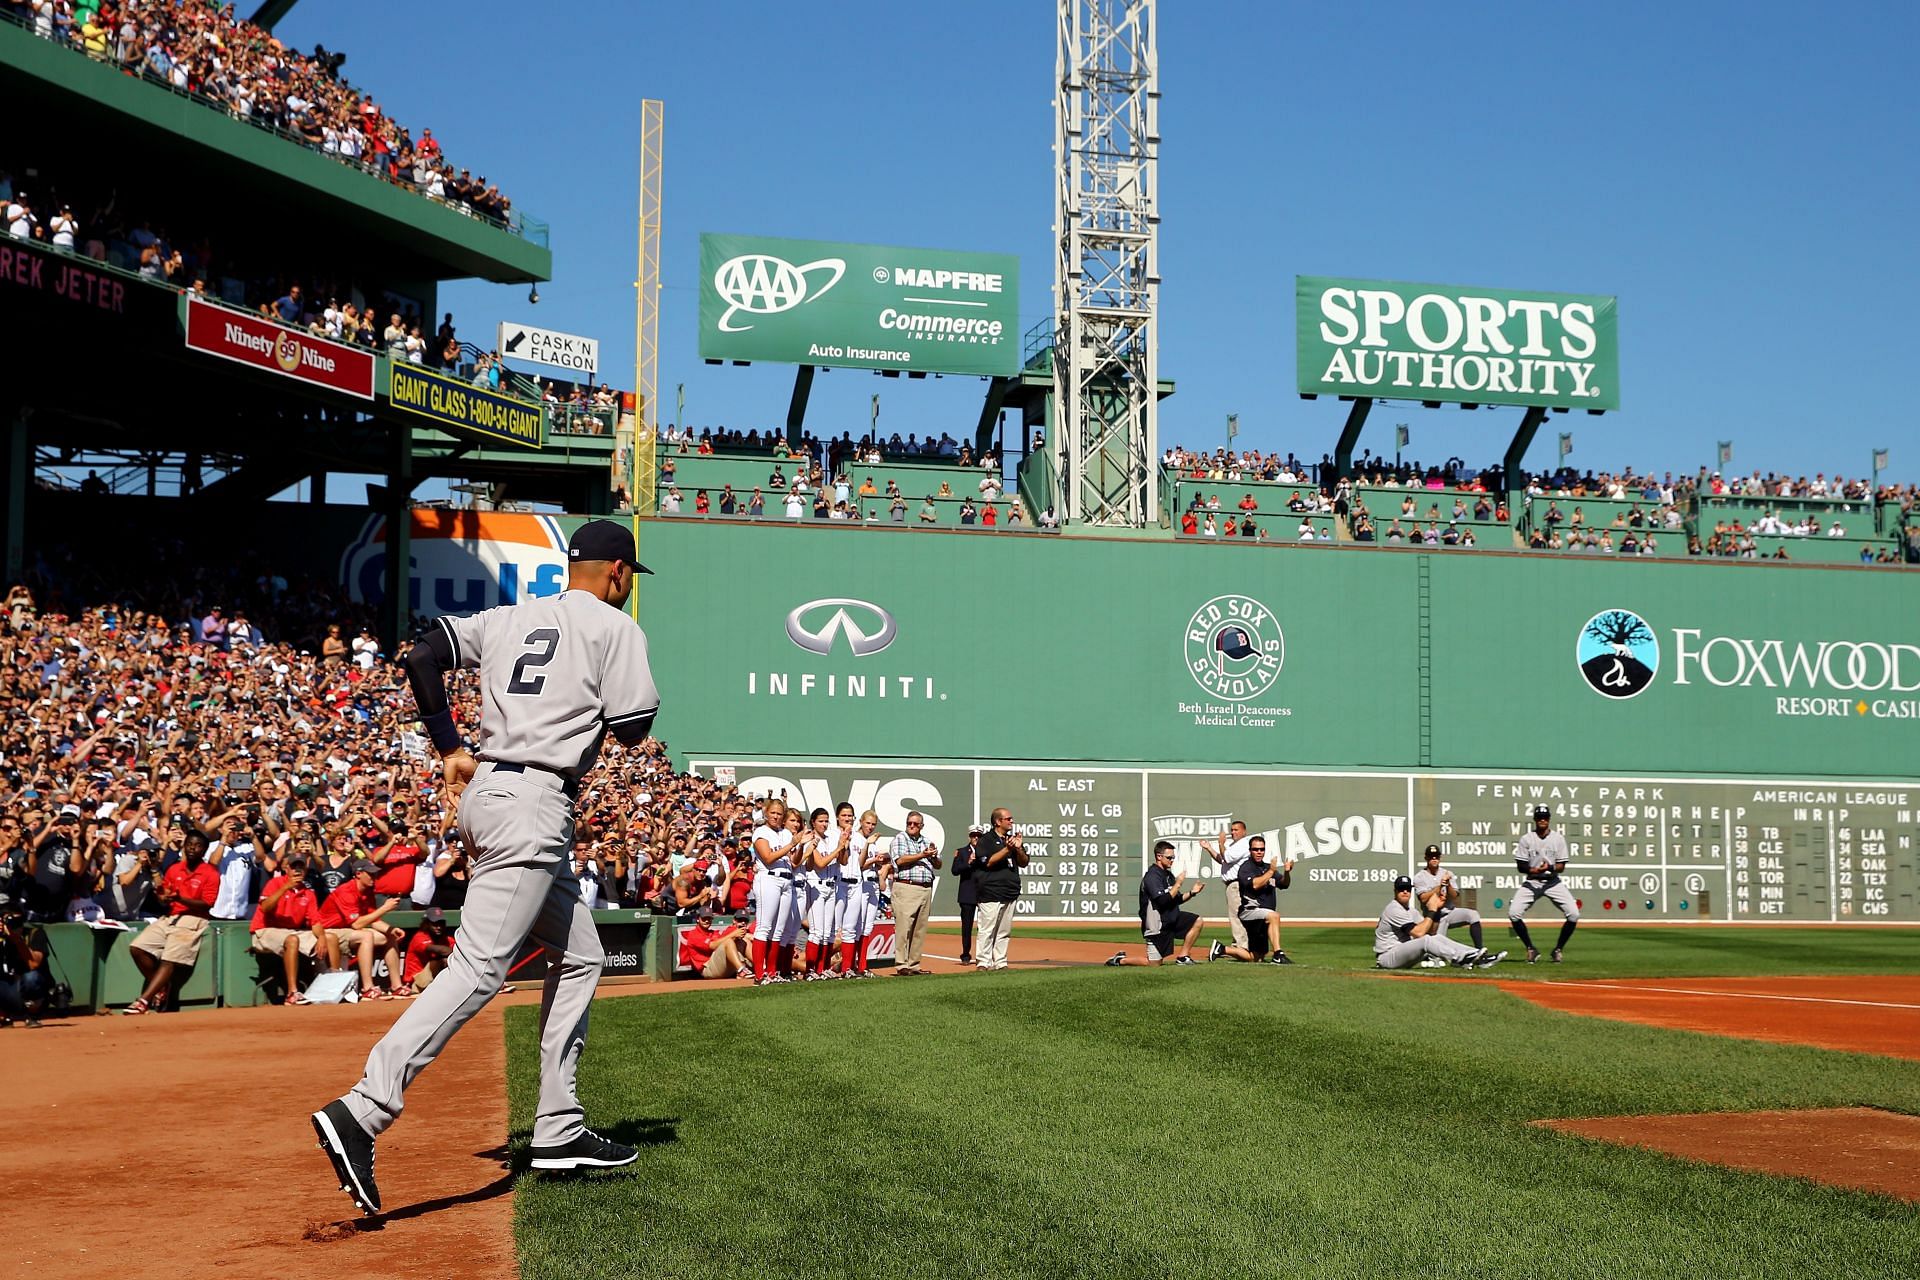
[340,510,569,617]
[1296,276,1619,411]
[183,297,375,399]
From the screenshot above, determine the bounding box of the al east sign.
[1296,276,1619,410]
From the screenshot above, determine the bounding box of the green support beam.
[1332,397,1373,480]
[786,365,815,447]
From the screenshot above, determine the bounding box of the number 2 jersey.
[439,588,660,784]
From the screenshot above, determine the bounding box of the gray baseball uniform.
[343,589,658,1149]
[1373,899,1477,969]
[1411,866,1482,938]
[1508,829,1580,924]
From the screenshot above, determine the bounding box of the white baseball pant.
[750,869,795,942]
[344,763,598,1149]
[1375,933,1477,969]
[837,879,878,943]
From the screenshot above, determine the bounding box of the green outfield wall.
[323,511,1920,922]
[629,520,1918,922]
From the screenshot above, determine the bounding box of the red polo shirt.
[402,928,454,982]
[163,861,220,917]
[372,840,425,896]
[315,879,371,930]
[251,875,319,932]
[678,923,734,970]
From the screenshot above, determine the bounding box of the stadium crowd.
[8,0,514,223]
[0,541,938,1016]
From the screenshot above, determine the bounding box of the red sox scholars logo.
[1184,594,1285,702]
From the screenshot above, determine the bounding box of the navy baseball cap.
[1424,844,1441,856]
[1532,805,1551,819]
[1393,875,1414,892]
[567,520,652,574]
[1215,626,1256,660]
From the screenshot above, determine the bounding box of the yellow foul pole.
[631,98,664,619]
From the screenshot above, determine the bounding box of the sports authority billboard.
[698,233,1019,376]
[184,296,374,399]
[1295,276,1619,410]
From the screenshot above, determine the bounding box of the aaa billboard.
[699,233,1019,376]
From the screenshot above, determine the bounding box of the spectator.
[399,907,455,994]
[679,908,750,980]
[887,811,939,976]
[250,852,322,1005]
[123,830,219,1014]
[949,823,984,966]
[313,858,407,1001]
[973,806,1028,972]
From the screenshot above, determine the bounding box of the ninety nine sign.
[388,364,544,450]
[184,297,374,399]
[497,320,599,375]
[1296,276,1619,411]
[699,232,1020,377]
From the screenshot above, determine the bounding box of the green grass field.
[505,927,1920,1280]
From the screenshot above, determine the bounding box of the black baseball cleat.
[1207,940,1226,961]
[1551,948,1564,964]
[1105,951,1127,966]
[1475,950,1509,970]
[1526,948,1541,964]
[1265,951,1294,965]
[1173,955,1197,966]
[1452,948,1487,968]
[529,1128,640,1171]
[312,1099,381,1214]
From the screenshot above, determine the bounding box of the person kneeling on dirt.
[400,907,456,994]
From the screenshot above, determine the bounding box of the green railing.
[1,8,544,247]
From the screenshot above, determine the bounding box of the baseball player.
[802,806,846,979]
[748,797,797,984]
[312,519,660,1215]
[1374,876,1504,970]
[836,809,883,978]
[778,804,810,975]
[1509,804,1580,963]
[1411,843,1484,951]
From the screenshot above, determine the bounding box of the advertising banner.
[184,296,375,399]
[388,362,545,450]
[698,233,1020,376]
[1296,276,1619,410]
[1,237,172,326]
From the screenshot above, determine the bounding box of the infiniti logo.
[785,598,897,657]
[713,253,846,333]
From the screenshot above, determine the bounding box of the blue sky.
[280,0,1918,484]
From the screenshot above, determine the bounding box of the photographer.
[0,906,53,1027]
[209,812,261,921]
[27,804,85,921]
[124,830,220,1014]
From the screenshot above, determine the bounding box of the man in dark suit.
[949,825,985,965]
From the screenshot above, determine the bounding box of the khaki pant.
[1223,879,1248,948]
[132,914,209,965]
[892,881,934,969]
[251,928,319,957]
[975,900,1016,969]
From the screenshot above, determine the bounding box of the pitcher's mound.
[1539,1107,1920,1203]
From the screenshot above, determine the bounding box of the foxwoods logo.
[713,253,846,332]
[1575,607,1920,720]
[748,598,942,703]
[1176,595,1291,728]
[1577,608,1659,699]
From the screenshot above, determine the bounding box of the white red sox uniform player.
[836,809,883,977]
[749,798,798,984]
[311,519,659,1216]
[1509,804,1580,963]
[803,806,847,978]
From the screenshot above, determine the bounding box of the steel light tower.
[1054,0,1159,526]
